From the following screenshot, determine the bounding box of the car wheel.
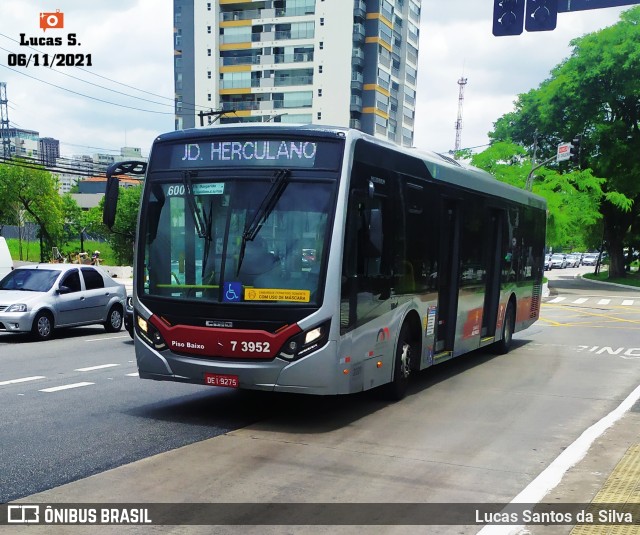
[31,311,54,341]
[104,304,123,333]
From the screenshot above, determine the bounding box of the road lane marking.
[478,383,640,535]
[39,382,94,393]
[597,299,611,305]
[572,298,589,304]
[548,297,566,303]
[622,300,634,306]
[75,364,120,372]
[126,372,139,377]
[85,335,129,342]
[0,376,45,386]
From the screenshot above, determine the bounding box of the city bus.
[103,125,546,400]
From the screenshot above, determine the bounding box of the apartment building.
[174,0,421,146]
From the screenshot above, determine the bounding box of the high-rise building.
[174,0,421,147]
[39,137,60,167]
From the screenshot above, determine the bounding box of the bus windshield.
[141,175,334,306]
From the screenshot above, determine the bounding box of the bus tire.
[381,322,415,401]
[495,301,515,355]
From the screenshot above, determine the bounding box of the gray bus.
[103,125,546,400]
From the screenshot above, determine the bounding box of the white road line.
[572,298,588,304]
[75,364,120,372]
[477,382,640,535]
[126,372,139,377]
[622,300,634,306]
[85,335,129,342]
[0,376,46,387]
[39,382,94,393]
[597,298,611,305]
[548,297,566,303]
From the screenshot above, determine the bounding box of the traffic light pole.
[525,154,556,191]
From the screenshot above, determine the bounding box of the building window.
[207,49,211,56]
[320,17,324,26]
[319,41,324,50]
[317,112,322,120]
[207,3,211,11]
[207,26,211,34]
[318,65,323,73]
[318,89,322,96]
[207,71,212,79]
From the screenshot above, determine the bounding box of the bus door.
[436,199,461,353]
[481,209,504,337]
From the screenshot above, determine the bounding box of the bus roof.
[153,124,546,210]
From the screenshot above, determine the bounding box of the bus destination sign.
[169,140,319,168]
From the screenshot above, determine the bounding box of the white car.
[0,264,126,341]
[550,254,567,269]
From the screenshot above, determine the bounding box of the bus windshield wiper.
[182,171,210,240]
[237,168,290,275]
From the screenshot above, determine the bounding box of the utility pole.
[0,82,10,159]
[454,76,467,159]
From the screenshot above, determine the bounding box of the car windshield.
[0,269,60,292]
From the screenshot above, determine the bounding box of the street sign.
[558,0,640,12]
[557,142,571,161]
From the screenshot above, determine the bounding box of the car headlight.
[6,303,27,313]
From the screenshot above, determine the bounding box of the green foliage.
[85,185,141,265]
[0,159,64,261]
[488,6,640,275]
[470,142,603,251]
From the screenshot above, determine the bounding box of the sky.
[0,1,632,159]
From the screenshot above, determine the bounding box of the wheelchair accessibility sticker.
[223,282,243,302]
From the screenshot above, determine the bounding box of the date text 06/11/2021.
[7,53,92,67]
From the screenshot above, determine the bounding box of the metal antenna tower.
[0,82,10,159]
[454,76,468,158]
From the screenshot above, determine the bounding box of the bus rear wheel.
[382,323,415,401]
[495,301,515,355]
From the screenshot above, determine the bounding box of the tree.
[470,141,603,251]
[85,184,141,265]
[0,159,64,261]
[489,7,640,277]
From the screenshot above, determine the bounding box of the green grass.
[582,268,640,288]
[6,238,116,266]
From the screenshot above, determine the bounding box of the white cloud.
[414,3,630,153]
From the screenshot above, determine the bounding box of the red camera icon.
[40,10,64,31]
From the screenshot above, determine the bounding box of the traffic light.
[569,135,581,164]
[525,0,558,32]
[493,0,525,36]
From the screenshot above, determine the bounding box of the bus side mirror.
[103,175,120,229]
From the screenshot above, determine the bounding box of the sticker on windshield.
[244,288,310,303]
[193,183,224,195]
[223,282,242,302]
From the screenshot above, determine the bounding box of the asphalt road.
[1,268,640,535]
[0,328,266,503]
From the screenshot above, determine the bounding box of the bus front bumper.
[134,338,341,395]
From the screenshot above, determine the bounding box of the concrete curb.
[578,274,640,292]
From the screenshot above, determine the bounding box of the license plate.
[204,373,239,388]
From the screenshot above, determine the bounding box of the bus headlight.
[137,316,167,351]
[278,320,330,361]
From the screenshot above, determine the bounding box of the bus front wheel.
[382,323,415,401]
